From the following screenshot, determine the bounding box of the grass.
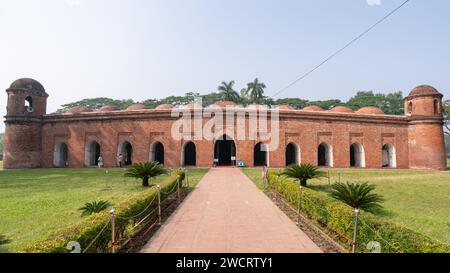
[0,167,208,252]
[242,167,450,245]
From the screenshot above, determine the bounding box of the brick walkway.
[141,168,322,253]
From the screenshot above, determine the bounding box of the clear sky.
[0,0,449,132]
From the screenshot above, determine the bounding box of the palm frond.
[330,182,384,212]
[78,200,112,216]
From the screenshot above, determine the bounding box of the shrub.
[78,200,112,216]
[21,174,179,253]
[267,171,450,253]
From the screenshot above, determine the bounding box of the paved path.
[141,168,321,253]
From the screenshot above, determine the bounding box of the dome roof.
[183,103,202,109]
[9,78,46,94]
[126,104,146,110]
[301,105,324,112]
[98,105,119,112]
[214,101,237,108]
[66,106,93,114]
[277,104,295,110]
[408,85,441,97]
[328,106,354,113]
[356,106,385,115]
[156,104,174,110]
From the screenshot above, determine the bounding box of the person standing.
[97,155,104,168]
[118,153,124,167]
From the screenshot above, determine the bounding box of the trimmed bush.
[267,171,450,253]
[21,174,179,253]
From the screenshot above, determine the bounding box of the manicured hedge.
[267,171,450,253]
[21,174,179,253]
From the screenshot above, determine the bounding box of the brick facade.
[3,79,447,170]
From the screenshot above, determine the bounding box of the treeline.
[55,78,406,115]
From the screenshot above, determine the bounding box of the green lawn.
[242,167,450,245]
[0,167,208,252]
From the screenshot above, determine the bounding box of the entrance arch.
[318,142,333,167]
[214,134,236,166]
[285,143,300,166]
[382,144,397,168]
[182,141,196,166]
[149,141,164,165]
[118,141,133,166]
[350,142,365,168]
[53,142,68,167]
[85,141,101,166]
[254,142,269,167]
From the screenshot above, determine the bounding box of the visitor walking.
[97,155,104,168]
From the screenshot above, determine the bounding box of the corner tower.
[405,85,446,170]
[3,78,48,168]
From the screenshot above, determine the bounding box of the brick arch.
[53,142,68,167]
[149,141,165,165]
[181,141,196,166]
[350,142,365,168]
[382,143,397,168]
[85,140,101,166]
[285,142,301,166]
[318,142,333,167]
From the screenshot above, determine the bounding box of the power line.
[270,0,411,98]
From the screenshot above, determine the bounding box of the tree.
[246,78,266,104]
[124,161,167,187]
[443,100,450,136]
[78,200,112,216]
[218,81,240,102]
[56,97,136,113]
[281,164,327,187]
[347,91,404,115]
[330,182,384,213]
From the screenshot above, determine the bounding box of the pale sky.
[1,0,449,132]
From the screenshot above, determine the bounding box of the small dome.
[98,105,119,112]
[328,106,354,113]
[214,101,237,108]
[247,104,268,110]
[156,104,174,110]
[356,106,385,115]
[9,78,46,94]
[66,106,93,114]
[183,103,202,109]
[277,104,295,110]
[301,105,324,112]
[408,85,441,97]
[126,104,146,110]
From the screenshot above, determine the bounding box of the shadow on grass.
[0,234,12,253]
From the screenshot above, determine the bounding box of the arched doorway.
[149,141,164,165]
[382,144,397,168]
[118,141,133,166]
[285,143,300,166]
[85,141,101,166]
[214,134,236,166]
[350,142,365,168]
[182,141,196,166]
[318,142,333,167]
[254,142,268,166]
[53,142,68,167]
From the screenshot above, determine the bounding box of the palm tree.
[246,78,266,104]
[281,164,327,187]
[125,161,167,187]
[330,182,384,213]
[218,81,240,102]
[78,200,112,216]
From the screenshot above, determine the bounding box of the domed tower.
[405,85,446,170]
[3,78,48,168]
